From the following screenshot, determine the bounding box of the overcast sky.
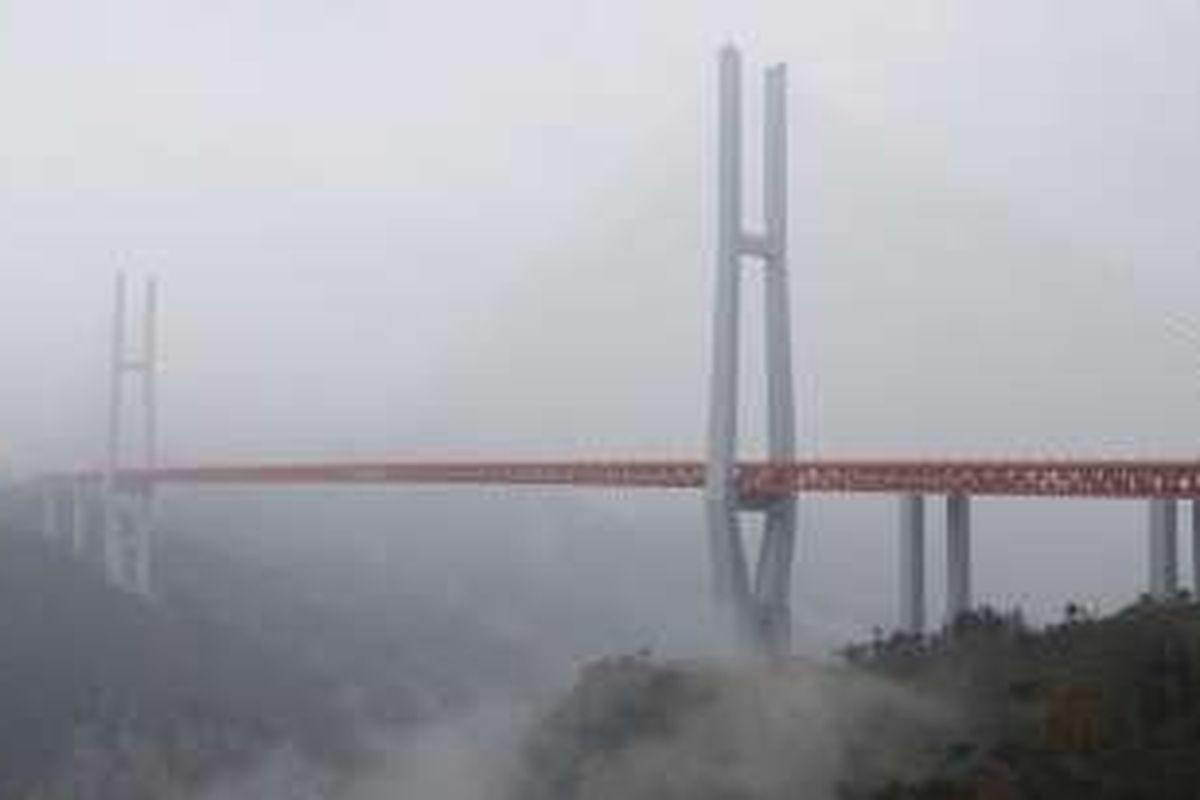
[3,1,1199,636]
[3,0,1197,467]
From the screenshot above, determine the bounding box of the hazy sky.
[3,1,1199,635]
[3,0,1197,467]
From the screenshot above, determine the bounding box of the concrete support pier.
[1148,498,1179,600]
[945,493,972,623]
[70,481,88,556]
[1193,500,1200,599]
[41,482,62,543]
[899,494,926,633]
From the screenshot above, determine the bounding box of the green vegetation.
[515,600,1200,800]
[849,599,1200,799]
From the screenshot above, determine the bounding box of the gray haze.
[3,1,1200,640]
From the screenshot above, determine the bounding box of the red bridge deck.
[96,459,1200,500]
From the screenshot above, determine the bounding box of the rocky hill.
[848,602,1200,799]
[511,601,1200,800]
[0,487,563,800]
[0,524,358,800]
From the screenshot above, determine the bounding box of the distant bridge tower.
[705,46,798,656]
[102,272,160,596]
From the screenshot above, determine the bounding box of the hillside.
[0,492,567,800]
[512,601,1200,800]
[848,602,1200,799]
[0,524,360,800]
[157,529,537,729]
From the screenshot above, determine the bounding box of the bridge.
[26,46,1200,656]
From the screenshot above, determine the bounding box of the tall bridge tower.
[705,46,798,656]
[102,272,160,596]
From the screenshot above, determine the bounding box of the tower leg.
[899,493,926,634]
[705,498,753,647]
[137,278,159,597]
[946,493,972,623]
[755,60,797,657]
[1148,498,1178,600]
[104,272,128,589]
[754,498,797,654]
[705,45,749,649]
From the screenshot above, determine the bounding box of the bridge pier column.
[1148,498,1178,600]
[103,494,127,590]
[899,494,925,634]
[1193,500,1200,600]
[41,481,63,543]
[70,481,89,557]
[132,488,154,597]
[101,491,154,597]
[945,493,972,623]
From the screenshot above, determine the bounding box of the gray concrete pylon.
[945,493,972,623]
[133,277,159,597]
[704,46,798,656]
[41,480,61,542]
[752,62,797,655]
[1148,498,1178,600]
[899,494,926,633]
[102,272,160,597]
[704,45,751,644]
[1193,500,1200,600]
[70,479,88,557]
[102,272,128,589]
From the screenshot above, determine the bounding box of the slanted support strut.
[704,46,797,656]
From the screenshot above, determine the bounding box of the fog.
[3,0,1200,670]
